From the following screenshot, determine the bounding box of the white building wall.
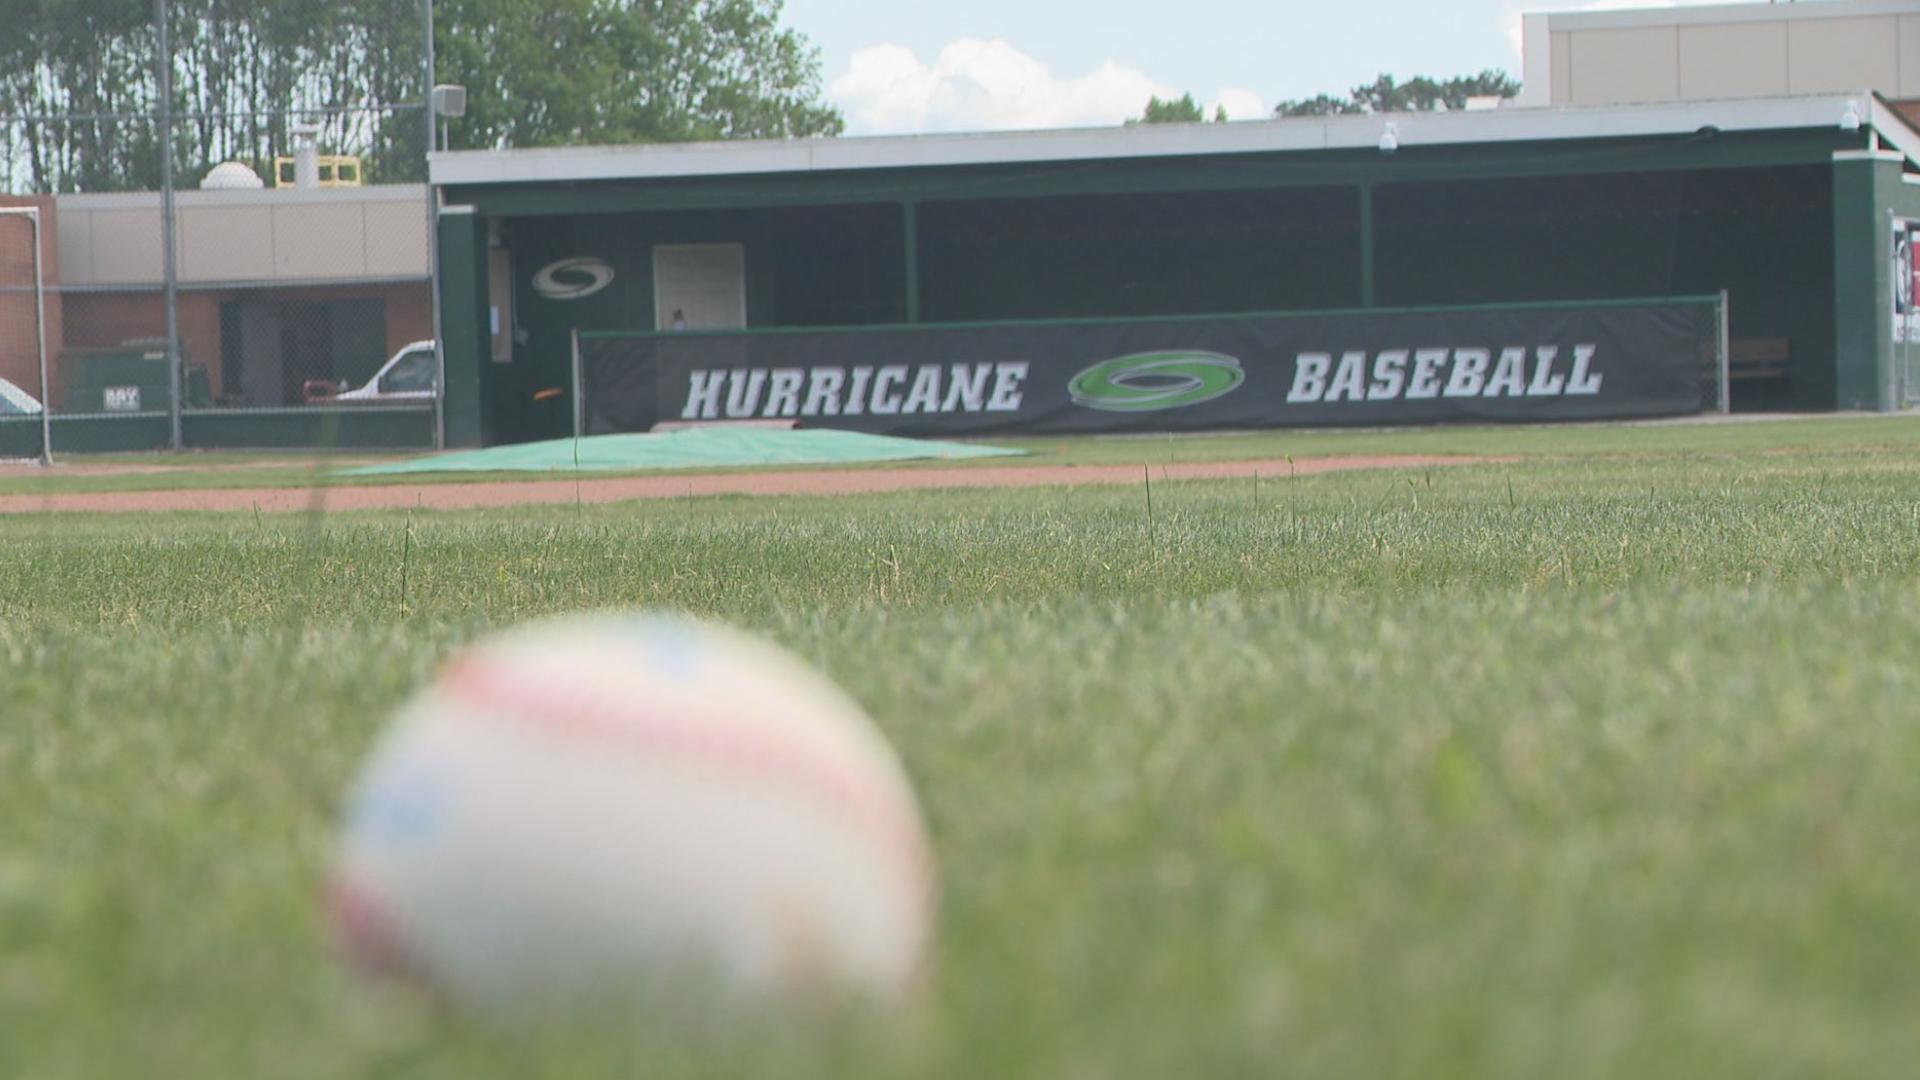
[1566,27,1679,106]
[1678,22,1789,101]
[1522,0,1920,108]
[55,185,428,288]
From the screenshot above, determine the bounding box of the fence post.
[425,0,445,451]
[1716,289,1731,416]
[571,328,584,439]
[156,0,183,450]
[32,211,48,465]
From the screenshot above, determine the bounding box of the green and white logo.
[532,256,615,301]
[1068,351,1245,412]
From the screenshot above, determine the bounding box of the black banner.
[581,302,1715,437]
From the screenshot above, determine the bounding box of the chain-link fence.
[0,1,438,455]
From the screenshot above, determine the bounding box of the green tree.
[1272,92,1359,118]
[1133,92,1229,124]
[435,0,841,150]
[1137,93,1203,124]
[0,0,159,192]
[1274,70,1519,117]
[0,0,840,193]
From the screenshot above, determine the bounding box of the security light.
[432,85,468,119]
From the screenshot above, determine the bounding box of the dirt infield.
[0,455,1495,514]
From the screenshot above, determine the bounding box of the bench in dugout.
[1728,338,1791,381]
[1702,337,1791,401]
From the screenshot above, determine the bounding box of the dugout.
[430,93,1920,447]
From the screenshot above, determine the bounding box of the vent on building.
[202,161,265,190]
[273,126,363,188]
[272,155,363,188]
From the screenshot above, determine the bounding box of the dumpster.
[62,340,211,412]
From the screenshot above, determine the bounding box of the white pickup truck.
[307,341,438,404]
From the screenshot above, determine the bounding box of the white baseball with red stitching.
[330,613,934,1011]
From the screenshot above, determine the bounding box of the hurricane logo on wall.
[1894,223,1914,316]
[1068,351,1245,412]
[1895,220,1918,345]
[531,256,615,301]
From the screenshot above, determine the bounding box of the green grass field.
[5,417,1920,1078]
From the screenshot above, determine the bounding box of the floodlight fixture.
[432,85,468,119]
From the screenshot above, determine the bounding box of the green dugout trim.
[437,206,489,447]
[1833,152,1920,411]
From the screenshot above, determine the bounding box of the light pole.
[424,80,466,451]
[431,85,467,152]
[423,0,444,449]
[0,206,53,466]
[156,0,181,449]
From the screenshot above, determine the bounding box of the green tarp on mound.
[342,427,1024,476]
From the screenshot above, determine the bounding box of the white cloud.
[1209,87,1268,123]
[830,39,1188,135]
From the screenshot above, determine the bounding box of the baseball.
[328,613,934,1013]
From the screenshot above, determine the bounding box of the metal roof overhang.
[435,94,1912,185]
[429,94,1920,218]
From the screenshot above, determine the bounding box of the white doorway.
[653,243,746,331]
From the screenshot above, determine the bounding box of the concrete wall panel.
[1551,32,1571,104]
[56,189,429,288]
[1901,14,1920,98]
[271,203,367,279]
[54,208,91,285]
[1679,22,1790,100]
[361,200,429,277]
[178,204,274,283]
[1788,16,1900,94]
[1542,3,1920,108]
[1568,27,1679,105]
[85,209,163,284]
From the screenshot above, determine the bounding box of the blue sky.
[779,0,1717,133]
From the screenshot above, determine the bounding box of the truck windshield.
[378,350,435,393]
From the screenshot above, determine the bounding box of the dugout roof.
[431,93,1919,191]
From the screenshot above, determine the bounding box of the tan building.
[2,178,429,410]
[1519,0,1920,124]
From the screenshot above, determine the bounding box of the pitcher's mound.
[342,428,1025,477]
